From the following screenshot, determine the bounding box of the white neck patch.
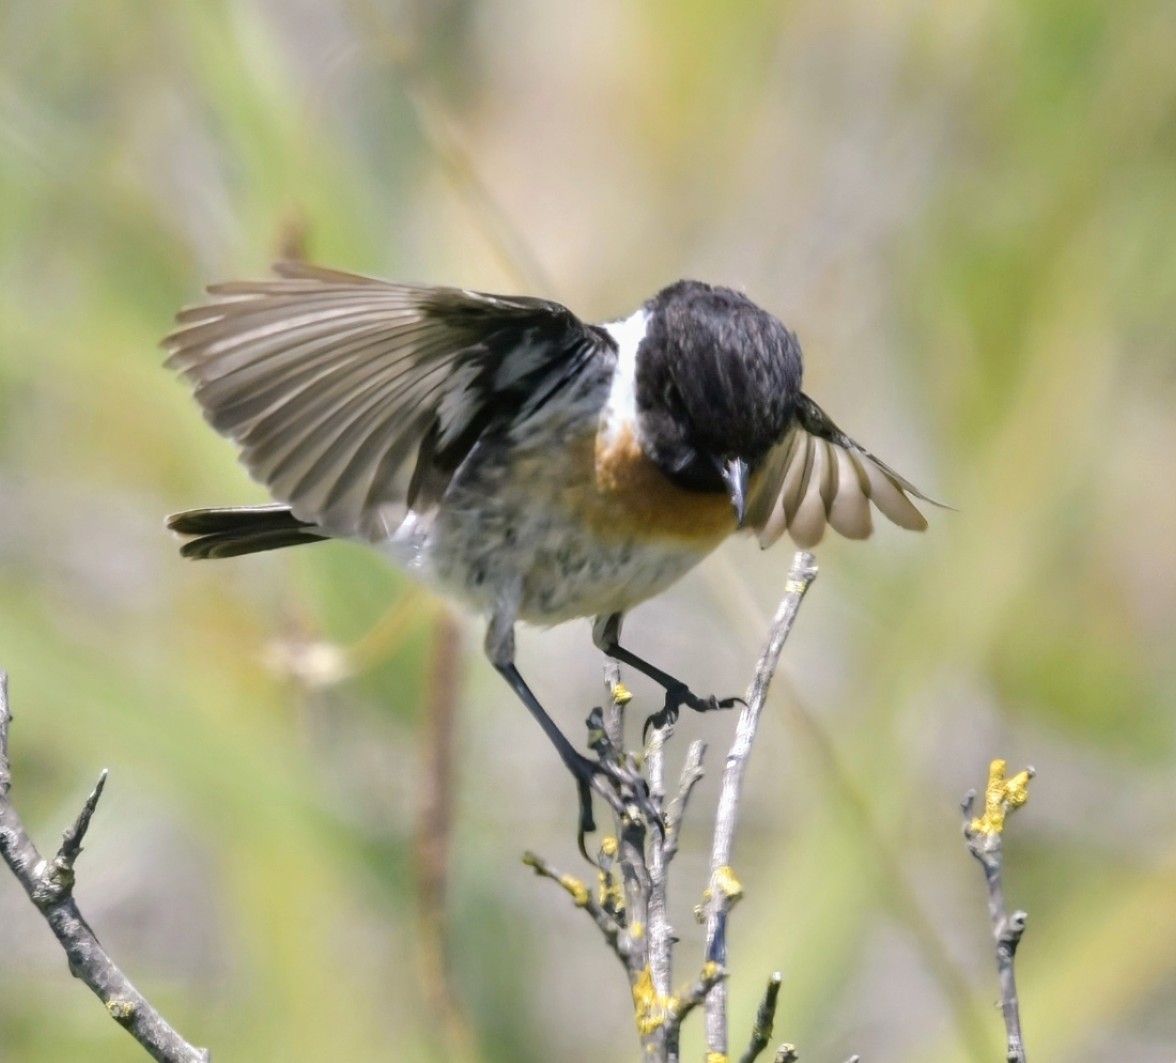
[600,307,648,443]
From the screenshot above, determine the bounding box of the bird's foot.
[570,716,664,858]
[642,683,744,739]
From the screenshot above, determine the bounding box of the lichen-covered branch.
[522,850,628,964]
[963,758,1035,1063]
[0,671,210,1063]
[525,552,819,1063]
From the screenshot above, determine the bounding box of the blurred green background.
[2,1,1174,1061]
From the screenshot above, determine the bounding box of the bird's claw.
[571,752,664,860]
[642,683,744,739]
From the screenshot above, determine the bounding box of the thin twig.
[522,850,628,964]
[662,739,706,865]
[704,552,819,1056]
[643,703,675,1011]
[598,674,680,1061]
[615,778,657,1055]
[0,671,210,1063]
[963,759,1035,1063]
[738,971,782,1063]
[58,770,108,870]
[0,672,13,796]
[667,960,727,1025]
[602,660,625,750]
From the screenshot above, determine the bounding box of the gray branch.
[525,551,819,1063]
[667,960,727,1024]
[738,971,782,1063]
[704,552,819,1055]
[662,739,706,865]
[522,850,628,964]
[643,711,675,1010]
[0,671,210,1063]
[962,761,1035,1063]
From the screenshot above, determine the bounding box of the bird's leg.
[592,612,744,736]
[486,612,658,850]
[494,663,661,852]
[494,661,599,832]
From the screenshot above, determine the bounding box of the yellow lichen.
[613,683,633,705]
[598,868,625,913]
[559,874,590,906]
[971,759,1034,836]
[705,1054,729,1063]
[713,865,743,902]
[630,921,645,939]
[632,966,669,1034]
[696,868,743,920]
[107,999,136,1023]
[600,836,619,857]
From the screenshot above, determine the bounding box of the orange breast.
[552,427,739,547]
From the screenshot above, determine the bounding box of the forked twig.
[0,672,209,1063]
[526,552,819,1062]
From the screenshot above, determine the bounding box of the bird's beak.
[721,457,750,528]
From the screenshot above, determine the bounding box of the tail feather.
[167,504,329,560]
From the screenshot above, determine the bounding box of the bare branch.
[591,675,683,1058]
[637,681,678,1021]
[521,850,628,965]
[662,739,706,865]
[0,671,210,1063]
[738,971,782,1063]
[704,552,819,1055]
[963,759,1035,1063]
[58,770,107,870]
[666,960,726,1026]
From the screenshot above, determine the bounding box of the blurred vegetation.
[1,1,1174,1061]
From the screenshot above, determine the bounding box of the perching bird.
[164,262,936,829]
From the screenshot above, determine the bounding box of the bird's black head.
[635,280,803,522]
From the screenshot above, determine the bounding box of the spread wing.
[745,393,940,549]
[164,261,611,541]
